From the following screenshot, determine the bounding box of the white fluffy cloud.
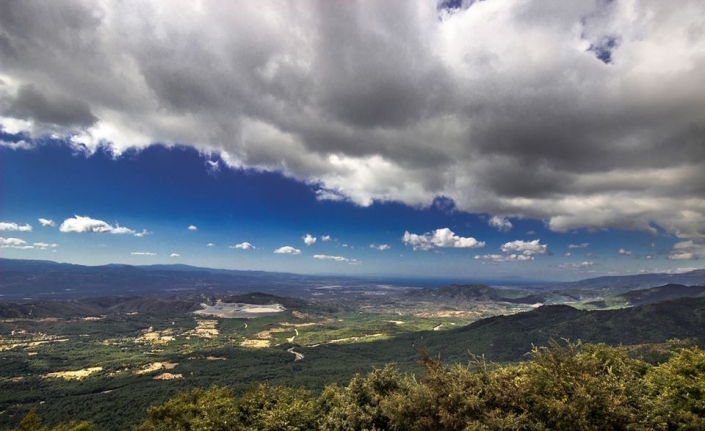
[476,238,550,262]
[313,254,360,264]
[321,235,332,242]
[206,243,215,247]
[170,253,180,257]
[403,228,485,251]
[474,253,533,262]
[618,248,633,256]
[500,239,549,257]
[370,244,391,251]
[131,251,156,256]
[231,242,255,250]
[303,234,317,246]
[188,225,198,231]
[0,222,33,232]
[59,215,138,235]
[0,237,27,246]
[488,216,512,233]
[274,246,302,255]
[38,218,56,227]
[568,243,589,249]
[0,237,57,250]
[2,1,705,239]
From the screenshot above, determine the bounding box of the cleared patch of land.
[44,367,102,380]
[194,302,285,318]
[135,361,178,375]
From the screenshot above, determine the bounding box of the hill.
[0,296,202,318]
[406,283,549,304]
[346,296,705,363]
[584,284,705,309]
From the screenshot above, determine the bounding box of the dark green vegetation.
[10,342,705,431]
[1,259,704,430]
[1,295,704,430]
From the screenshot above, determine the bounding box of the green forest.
[10,341,705,431]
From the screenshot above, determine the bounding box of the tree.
[136,386,236,431]
[645,346,705,430]
[522,341,651,431]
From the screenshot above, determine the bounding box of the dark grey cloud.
[6,84,97,127]
[1,0,704,239]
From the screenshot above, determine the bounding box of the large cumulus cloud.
[1,0,704,238]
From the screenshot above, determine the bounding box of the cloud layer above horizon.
[2,0,704,241]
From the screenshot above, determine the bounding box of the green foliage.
[645,346,705,430]
[522,341,651,431]
[10,409,95,431]
[233,384,317,431]
[136,386,236,431]
[316,365,411,431]
[383,353,530,431]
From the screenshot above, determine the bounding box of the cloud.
[274,246,301,255]
[6,84,98,127]
[1,139,34,150]
[370,244,391,251]
[206,243,215,247]
[558,261,595,270]
[59,215,138,235]
[500,239,549,257]
[2,2,705,239]
[206,159,219,172]
[403,228,485,251]
[170,253,180,257]
[618,248,633,256]
[231,242,255,250]
[474,254,533,262]
[33,242,58,250]
[313,254,360,264]
[188,225,198,231]
[0,222,33,232]
[668,240,704,260]
[0,237,28,247]
[131,252,156,256]
[476,238,550,262]
[0,237,56,250]
[38,218,56,227]
[134,229,151,237]
[321,235,332,242]
[568,243,590,249]
[564,252,572,257]
[488,216,512,233]
[303,234,317,246]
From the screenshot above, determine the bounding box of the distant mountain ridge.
[406,284,547,304]
[537,269,705,291]
[0,258,342,300]
[1,258,704,301]
[584,283,705,309]
[0,296,203,318]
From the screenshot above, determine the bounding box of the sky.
[1,0,704,281]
